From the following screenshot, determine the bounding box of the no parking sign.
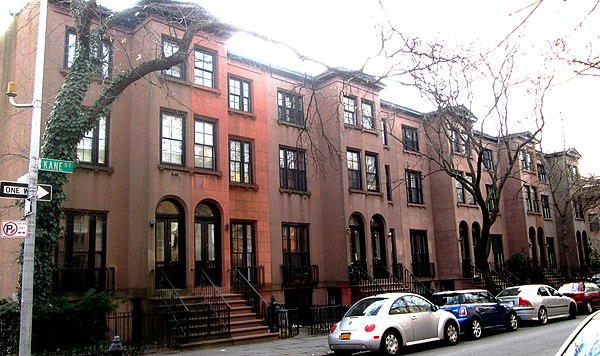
[1,220,27,238]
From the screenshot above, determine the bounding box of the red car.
[558,281,600,314]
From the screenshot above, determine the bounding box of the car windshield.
[498,287,521,297]
[345,298,386,317]
[558,283,581,293]
[432,294,460,306]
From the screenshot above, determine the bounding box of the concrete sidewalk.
[165,331,332,356]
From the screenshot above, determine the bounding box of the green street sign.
[40,158,74,173]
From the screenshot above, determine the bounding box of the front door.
[371,217,387,279]
[155,200,186,289]
[195,203,221,286]
[230,221,257,285]
[349,215,367,271]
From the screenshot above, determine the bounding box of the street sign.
[0,181,52,201]
[40,158,74,173]
[1,220,27,238]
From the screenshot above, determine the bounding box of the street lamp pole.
[5,0,48,355]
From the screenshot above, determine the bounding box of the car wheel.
[585,301,593,314]
[444,321,459,346]
[538,306,548,325]
[380,330,401,356]
[506,312,518,331]
[469,318,483,339]
[569,303,578,319]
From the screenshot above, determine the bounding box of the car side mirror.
[432,305,439,311]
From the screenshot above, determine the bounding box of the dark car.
[432,289,518,339]
[558,281,600,314]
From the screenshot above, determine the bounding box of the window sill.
[277,120,306,129]
[544,217,553,222]
[157,164,190,173]
[457,203,479,209]
[527,211,542,216]
[60,68,112,83]
[407,202,426,209]
[75,163,113,174]
[403,149,421,156]
[191,168,222,177]
[192,84,221,95]
[279,188,311,197]
[230,182,259,191]
[228,109,256,119]
[161,74,189,86]
[344,123,362,130]
[362,127,377,135]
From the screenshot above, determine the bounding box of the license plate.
[340,333,351,340]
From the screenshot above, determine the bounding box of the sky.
[1,0,599,175]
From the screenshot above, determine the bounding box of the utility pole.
[5,0,48,355]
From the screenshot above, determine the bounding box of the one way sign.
[0,181,52,201]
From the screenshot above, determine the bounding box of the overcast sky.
[2,0,599,175]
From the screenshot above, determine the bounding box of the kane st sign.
[0,181,52,201]
[40,158,74,173]
[1,220,27,238]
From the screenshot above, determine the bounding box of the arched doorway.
[472,222,480,267]
[155,199,186,289]
[459,222,472,277]
[194,202,221,286]
[349,214,366,271]
[370,215,387,279]
[577,231,584,268]
[583,231,590,267]
[529,227,538,266]
[537,227,547,268]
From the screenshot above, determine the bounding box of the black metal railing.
[492,263,524,286]
[411,262,436,278]
[51,267,115,293]
[281,264,319,287]
[156,270,189,345]
[194,268,232,339]
[392,263,433,298]
[231,267,269,325]
[348,264,385,294]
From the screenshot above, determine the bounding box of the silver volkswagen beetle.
[496,284,577,325]
[328,292,459,355]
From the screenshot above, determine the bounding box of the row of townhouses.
[0,0,595,318]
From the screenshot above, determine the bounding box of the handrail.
[157,270,188,340]
[393,263,433,298]
[349,264,385,292]
[494,264,524,286]
[231,267,270,323]
[197,268,231,334]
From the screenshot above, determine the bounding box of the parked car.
[496,284,577,325]
[591,273,600,285]
[431,289,518,339]
[555,310,600,355]
[328,292,459,355]
[558,281,600,314]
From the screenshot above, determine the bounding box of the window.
[524,185,533,212]
[410,230,431,277]
[282,224,310,268]
[520,150,534,171]
[542,195,551,219]
[279,146,307,191]
[482,149,494,169]
[465,174,476,205]
[381,120,389,145]
[527,152,535,172]
[538,164,547,182]
[56,211,106,292]
[194,118,215,169]
[450,130,465,153]
[229,139,252,184]
[486,185,497,211]
[347,150,361,190]
[402,125,419,152]
[568,165,579,179]
[362,100,374,129]
[520,150,528,170]
[589,214,599,231]
[574,200,584,219]
[160,111,184,165]
[532,186,540,213]
[278,91,304,126]
[343,96,357,126]
[162,37,184,79]
[455,177,465,204]
[228,76,252,112]
[385,165,392,201]
[405,170,423,204]
[77,116,108,166]
[64,28,112,78]
[193,48,215,87]
[365,153,379,192]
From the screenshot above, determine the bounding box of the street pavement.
[156,331,333,356]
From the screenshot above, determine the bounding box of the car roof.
[433,289,488,295]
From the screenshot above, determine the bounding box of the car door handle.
[411,316,418,320]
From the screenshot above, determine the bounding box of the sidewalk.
[166,331,332,356]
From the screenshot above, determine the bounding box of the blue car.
[432,289,519,339]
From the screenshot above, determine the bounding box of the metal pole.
[17,0,48,355]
